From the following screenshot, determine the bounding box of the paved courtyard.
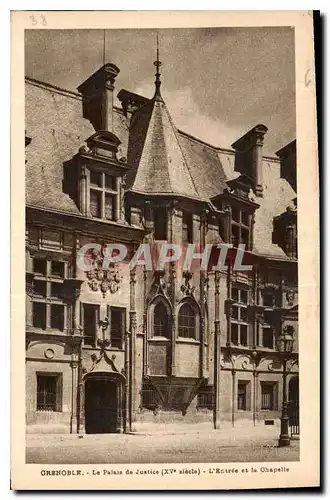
[26,426,299,464]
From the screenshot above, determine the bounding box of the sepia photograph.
[11,11,319,490]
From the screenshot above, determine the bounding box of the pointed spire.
[153,32,163,101]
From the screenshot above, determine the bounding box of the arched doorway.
[288,376,299,436]
[85,375,122,434]
[289,376,299,404]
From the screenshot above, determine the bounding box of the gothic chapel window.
[153,302,170,337]
[178,303,197,339]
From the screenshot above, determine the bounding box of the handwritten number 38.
[30,15,47,26]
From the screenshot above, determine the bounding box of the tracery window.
[178,303,197,339]
[153,302,170,337]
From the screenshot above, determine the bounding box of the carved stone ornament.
[86,248,122,298]
[181,271,195,296]
[225,298,235,317]
[286,290,295,307]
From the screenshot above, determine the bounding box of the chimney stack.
[231,124,268,197]
[77,63,120,132]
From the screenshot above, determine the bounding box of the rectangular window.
[154,207,167,240]
[90,190,102,218]
[109,307,126,349]
[240,325,248,346]
[51,261,65,278]
[105,193,115,221]
[237,382,248,410]
[50,281,63,298]
[105,174,116,190]
[261,383,276,410]
[182,212,193,243]
[33,279,47,297]
[231,323,238,345]
[83,304,99,347]
[230,207,251,249]
[89,170,118,221]
[33,257,47,275]
[33,302,46,329]
[90,170,102,187]
[50,304,64,331]
[197,385,213,410]
[262,327,274,349]
[37,374,62,411]
[31,257,67,332]
[231,286,250,346]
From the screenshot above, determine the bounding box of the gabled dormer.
[272,200,297,258]
[210,174,260,250]
[276,140,296,192]
[63,131,132,222]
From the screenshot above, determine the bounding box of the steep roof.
[130,96,201,200]
[25,76,296,260]
[25,78,129,214]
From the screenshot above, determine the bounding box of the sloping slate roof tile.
[25,81,95,213]
[132,99,200,199]
[178,134,228,200]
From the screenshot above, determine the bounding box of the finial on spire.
[153,31,162,100]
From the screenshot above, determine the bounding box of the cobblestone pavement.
[26,428,299,464]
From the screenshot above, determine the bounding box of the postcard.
[11,10,319,490]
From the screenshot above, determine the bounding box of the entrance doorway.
[85,377,120,434]
[288,376,299,436]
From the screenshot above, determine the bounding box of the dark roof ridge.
[177,128,230,152]
[25,77,283,162]
[25,76,83,100]
[25,76,127,118]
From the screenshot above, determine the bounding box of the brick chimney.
[77,63,120,132]
[231,124,268,197]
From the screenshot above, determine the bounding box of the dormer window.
[89,171,117,221]
[272,204,297,258]
[231,206,250,248]
[211,174,259,251]
[63,131,132,222]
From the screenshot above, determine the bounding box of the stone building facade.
[25,59,298,434]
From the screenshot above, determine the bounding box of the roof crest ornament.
[153,32,163,101]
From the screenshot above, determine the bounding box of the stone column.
[129,269,137,430]
[70,360,79,433]
[231,369,236,427]
[115,177,121,222]
[79,166,88,216]
[143,270,148,376]
[25,272,34,327]
[170,264,176,376]
[124,330,130,433]
[213,271,221,429]
[78,374,86,435]
[253,371,259,426]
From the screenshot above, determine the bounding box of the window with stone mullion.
[32,257,65,331]
[90,171,117,221]
[231,286,249,346]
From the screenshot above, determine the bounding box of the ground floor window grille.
[197,385,213,410]
[36,373,62,411]
[237,381,249,410]
[141,382,160,410]
[261,382,277,410]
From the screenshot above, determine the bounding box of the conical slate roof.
[131,95,201,200]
